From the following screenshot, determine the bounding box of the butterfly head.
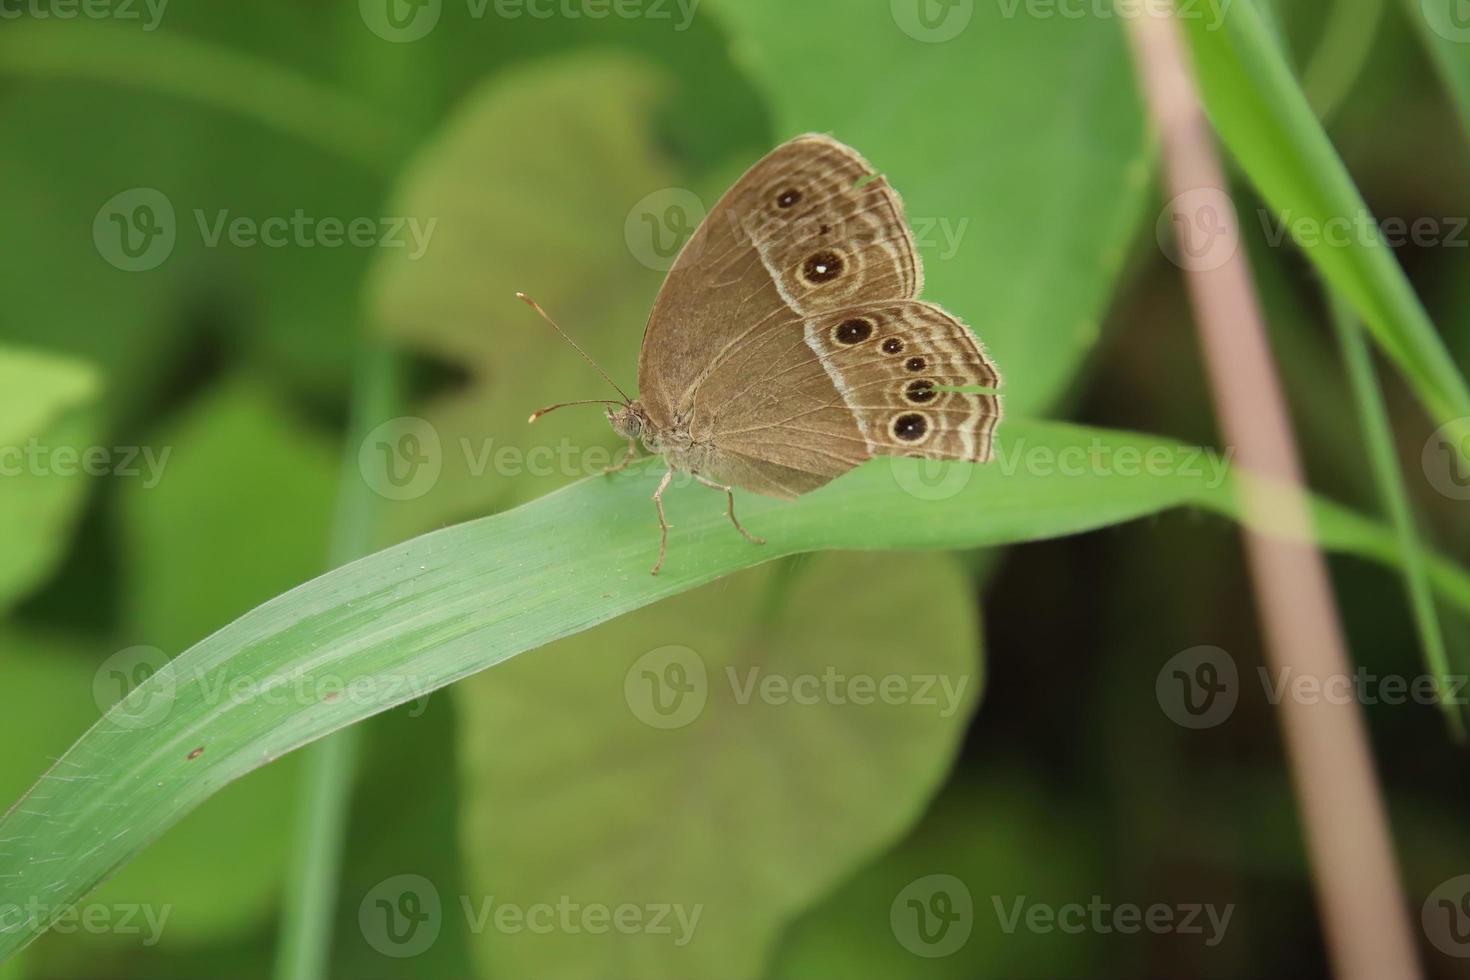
[607,401,648,442]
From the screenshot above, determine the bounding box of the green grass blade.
[272,345,403,980]
[2,419,1469,961]
[1180,0,1470,458]
[1325,289,1464,739]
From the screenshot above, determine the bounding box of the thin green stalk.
[1325,289,1464,740]
[273,343,402,980]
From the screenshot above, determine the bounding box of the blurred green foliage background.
[2,0,1470,977]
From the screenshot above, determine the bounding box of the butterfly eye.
[801,250,844,284]
[775,188,801,208]
[904,380,937,404]
[892,412,930,442]
[833,318,874,345]
[905,356,927,372]
[881,337,904,355]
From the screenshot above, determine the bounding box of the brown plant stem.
[1123,8,1422,979]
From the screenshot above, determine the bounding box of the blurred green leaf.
[0,625,300,973]
[1181,0,1470,455]
[0,21,407,176]
[120,376,338,652]
[714,0,1151,417]
[2,417,1468,960]
[0,19,402,418]
[456,550,979,979]
[15,375,345,955]
[770,776,1104,979]
[369,53,683,533]
[0,346,99,612]
[1412,0,1470,146]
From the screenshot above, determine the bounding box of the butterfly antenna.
[515,292,631,404]
[527,399,626,424]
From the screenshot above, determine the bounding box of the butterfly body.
[551,134,1002,573]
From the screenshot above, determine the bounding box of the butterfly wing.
[637,134,921,425]
[637,134,1000,498]
[691,301,1001,497]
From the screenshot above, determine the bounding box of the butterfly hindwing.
[798,301,1002,461]
[693,301,1000,487]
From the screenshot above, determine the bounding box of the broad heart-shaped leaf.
[713,0,1150,418]
[367,54,681,538]
[2,419,1470,961]
[769,775,1106,979]
[365,54,982,980]
[454,551,979,979]
[0,346,99,613]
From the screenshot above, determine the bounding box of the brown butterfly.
[524,134,1002,574]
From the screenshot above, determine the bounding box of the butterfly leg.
[650,466,675,576]
[602,435,640,476]
[692,474,766,546]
